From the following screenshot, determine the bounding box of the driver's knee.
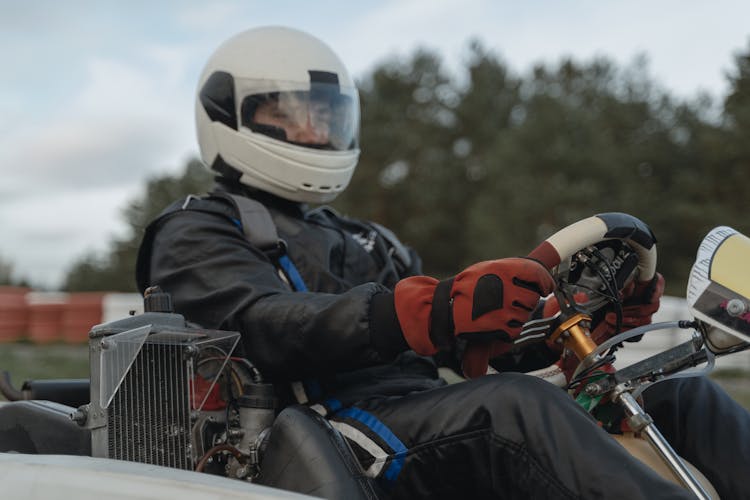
[646,375,746,441]
[466,373,587,424]
[645,376,722,423]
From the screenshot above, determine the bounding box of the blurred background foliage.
[44,40,750,296]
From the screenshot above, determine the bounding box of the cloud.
[176,2,248,31]
[0,41,199,286]
[0,52,197,195]
[0,186,136,287]
[333,0,749,99]
[332,0,489,77]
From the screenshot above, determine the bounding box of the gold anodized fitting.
[550,313,597,360]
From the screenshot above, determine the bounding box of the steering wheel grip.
[528,213,657,284]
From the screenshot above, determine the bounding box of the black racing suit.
[136,179,748,499]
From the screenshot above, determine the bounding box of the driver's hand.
[392,258,555,379]
[591,272,665,344]
[539,273,664,382]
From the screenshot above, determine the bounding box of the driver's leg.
[329,373,693,499]
[644,376,750,499]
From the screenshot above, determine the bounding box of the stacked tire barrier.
[0,288,143,343]
[0,287,29,342]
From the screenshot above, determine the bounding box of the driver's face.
[253,97,331,146]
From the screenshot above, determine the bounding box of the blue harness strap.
[326,398,408,483]
[278,254,308,292]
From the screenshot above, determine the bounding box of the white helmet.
[195,26,360,203]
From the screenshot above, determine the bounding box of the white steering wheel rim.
[528,213,657,285]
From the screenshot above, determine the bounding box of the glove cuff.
[394,276,440,355]
[369,291,410,360]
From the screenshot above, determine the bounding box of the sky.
[1,0,749,288]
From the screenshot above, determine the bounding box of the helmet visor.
[241,82,359,151]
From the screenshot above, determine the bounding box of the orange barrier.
[0,290,120,344]
[0,286,30,342]
[26,292,68,344]
[61,292,105,343]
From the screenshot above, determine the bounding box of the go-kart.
[1,213,748,499]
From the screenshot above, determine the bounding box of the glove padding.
[394,257,555,378]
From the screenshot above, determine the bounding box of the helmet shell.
[195,26,360,203]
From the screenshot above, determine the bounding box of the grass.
[0,343,89,391]
[1,343,749,411]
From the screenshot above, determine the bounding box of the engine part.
[84,307,240,470]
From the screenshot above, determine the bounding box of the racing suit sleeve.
[143,209,409,381]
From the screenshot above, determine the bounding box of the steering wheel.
[525,213,658,382]
[528,212,657,289]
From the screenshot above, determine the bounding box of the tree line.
[52,40,750,296]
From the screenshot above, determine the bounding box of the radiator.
[87,315,240,470]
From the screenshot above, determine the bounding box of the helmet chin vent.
[302,183,342,192]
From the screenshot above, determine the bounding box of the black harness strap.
[207,192,283,255]
[136,191,286,292]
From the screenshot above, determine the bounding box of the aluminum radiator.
[87,314,240,470]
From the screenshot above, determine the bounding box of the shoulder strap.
[137,191,297,292]
[212,192,309,291]
[209,192,281,254]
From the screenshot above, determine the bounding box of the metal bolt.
[584,383,602,396]
[227,429,244,439]
[726,299,747,317]
[69,408,88,425]
[627,412,653,433]
[235,465,251,479]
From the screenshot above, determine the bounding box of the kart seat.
[256,405,384,500]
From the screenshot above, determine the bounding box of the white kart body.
[0,452,313,500]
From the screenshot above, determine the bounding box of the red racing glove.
[590,272,665,345]
[544,273,665,382]
[393,258,556,378]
